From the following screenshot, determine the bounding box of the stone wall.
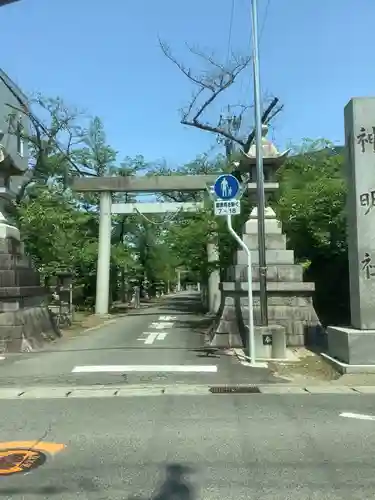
[0,236,60,353]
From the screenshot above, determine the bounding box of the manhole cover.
[0,448,47,476]
[209,385,260,394]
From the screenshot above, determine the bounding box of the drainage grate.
[209,385,261,394]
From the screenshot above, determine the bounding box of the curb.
[80,318,117,334]
[321,352,375,374]
[257,385,374,394]
[1,384,375,400]
[232,347,302,364]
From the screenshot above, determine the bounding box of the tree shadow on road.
[0,463,197,499]
[129,463,196,500]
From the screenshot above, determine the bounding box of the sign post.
[212,174,256,366]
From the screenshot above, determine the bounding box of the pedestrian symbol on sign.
[220,177,230,197]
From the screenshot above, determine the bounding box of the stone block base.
[252,324,286,359]
[327,326,375,365]
[212,293,322,348]
[210,296,242,348]
[248,303,319,347]
[0,306,60,353]
[0,231,60,353]
[211,297,287,357]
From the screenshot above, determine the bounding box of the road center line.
[340,412,375,421]
[72,365,218,373]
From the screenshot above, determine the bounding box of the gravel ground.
[269,347,341,384]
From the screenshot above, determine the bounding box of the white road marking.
[138,332,169,344]
[72,365,218,373]
[144,332,159,344]
[340,412,375,421]
[159,316,177,321]
[0,356,4,361]
[149,322,174,329]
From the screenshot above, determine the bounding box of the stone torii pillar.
[174,267,190,292]
[96,191,112,315]
[207,236,220,315]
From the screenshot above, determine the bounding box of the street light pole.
[250,0,268,325]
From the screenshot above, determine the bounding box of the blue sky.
[2,0,375,167]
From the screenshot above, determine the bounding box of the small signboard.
[214,199,241,216]
[213,174,240,200]
[262,334,272,346]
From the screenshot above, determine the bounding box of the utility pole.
[250,0,268,325]
[217,106,242,160]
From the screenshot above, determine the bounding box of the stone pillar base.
[0,307,60,352]
[209,296,242,348]
[327,326,375,365]
[0,233,60,353]
[218,204,321,348]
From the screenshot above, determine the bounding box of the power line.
[238,0,271,111]
[226,0,235,64]
[259,0,271,43]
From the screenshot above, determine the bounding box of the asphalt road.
[1,394,375,499]
[1,293,375,498]
[0,292,279,387]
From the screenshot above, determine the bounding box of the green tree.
[16,187,96,298]
[10,95,91,204]
[154,154,247,284]
[276,139,348,325]
[12,98,138,306]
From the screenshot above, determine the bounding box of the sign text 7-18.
[214,200,241,216]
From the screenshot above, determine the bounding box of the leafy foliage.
[277,139,346,259]
[17,187,91,276]
[276,139,349,325]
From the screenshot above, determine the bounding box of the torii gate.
[72,175,220,315]
[175,267,190,292]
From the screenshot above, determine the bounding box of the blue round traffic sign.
[213,174,240,200]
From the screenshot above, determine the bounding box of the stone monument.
[0,71,59,353]
[327,97,375,369]
[209,126,321,354]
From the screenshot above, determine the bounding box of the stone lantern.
[239,124,290,230]
[210,126,322,355]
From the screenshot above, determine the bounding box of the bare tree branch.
[159,39,250,148]
[265,105,284,127]
[160,39,284,158]
[181,117,245,146]
[159,40,212,90]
